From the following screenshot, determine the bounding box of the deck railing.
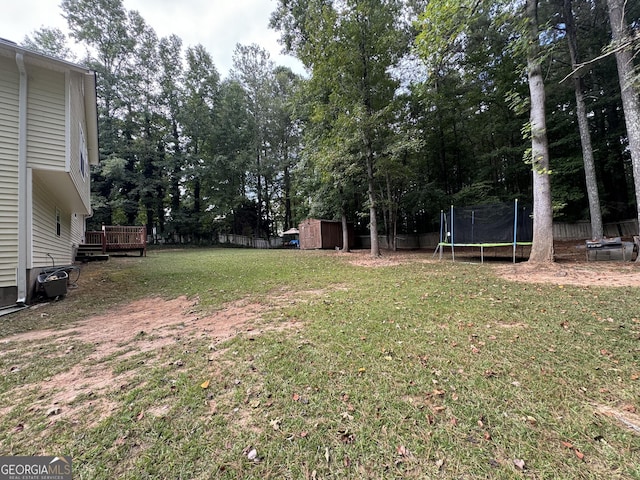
[85,225,147,256]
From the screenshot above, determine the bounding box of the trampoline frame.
[436,199,533,263]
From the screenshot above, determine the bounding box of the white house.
[0,39,99,308]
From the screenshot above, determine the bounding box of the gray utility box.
[37,270,68,298]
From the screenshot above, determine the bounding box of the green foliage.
[21,27,77,61]
[25,0,640,244]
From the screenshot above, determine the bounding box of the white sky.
[2,0,304,77]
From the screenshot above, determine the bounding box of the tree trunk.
[341,212,350,253]
[256,150,262,237]
[366,148,380,257]
[284,164,292,231]
[170,119,181,215]
[385,172,397,251]
[607,0,640,244]
[564,0,603,240]
[526,0,555,263]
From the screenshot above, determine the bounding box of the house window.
[56,208,61,237]
[79,122,88,178]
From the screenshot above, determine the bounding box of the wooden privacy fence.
[553,219,639,240]
[218,234,282,249]
[85,225,147,256]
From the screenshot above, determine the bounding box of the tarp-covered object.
[445,203,533,245]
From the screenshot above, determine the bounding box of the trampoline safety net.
[445,203,533,244]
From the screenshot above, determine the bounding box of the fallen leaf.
[397,445,409,457]
[575,449,584,460]
[299,431,308,438]
[435,458,445,470]
[561,441,573,449]
[136,411,145,421]
[292,393,300,402]
[14,424,24,433]
[358,368,366,373]
[513,458,526,470]
[269,418,282,431]
[200,380,210,389]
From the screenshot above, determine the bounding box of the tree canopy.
[23,0,640,253]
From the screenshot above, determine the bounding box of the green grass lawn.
[1,248,639,479]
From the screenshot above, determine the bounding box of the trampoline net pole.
[513,198,518,263]
[450,205,455,262]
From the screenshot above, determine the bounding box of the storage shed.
[299,219,355,250]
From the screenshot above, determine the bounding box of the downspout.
[16,53,28,305]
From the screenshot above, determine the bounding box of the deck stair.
[75,244,109,262]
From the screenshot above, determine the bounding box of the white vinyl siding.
[32,177,73,267]
[70,213,84,247]
[68,72,90,204]
[26,66,66,171]
[0,56,20,287]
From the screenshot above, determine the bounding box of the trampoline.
[436,200,533,263]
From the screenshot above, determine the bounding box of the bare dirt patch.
[1,292,308,427]
[344,242,640,287]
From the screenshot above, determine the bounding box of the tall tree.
[180,45,220,240]
[158,34,185,232]
[271,66,303,231]
[231,44,277,237]
[607,0,640,241]
[562,0,603,240]
[272,0,407,256]
[526,0,554,262]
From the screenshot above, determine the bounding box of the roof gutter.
[15,53,28,306]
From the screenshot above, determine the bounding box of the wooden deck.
[82,225,147,257]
